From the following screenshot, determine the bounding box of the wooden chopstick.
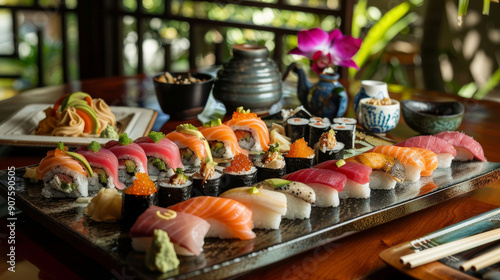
[460,245,500,272]
[400,227,500,268]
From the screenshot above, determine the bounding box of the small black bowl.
[153,72,215,120]
[401,100,464,135]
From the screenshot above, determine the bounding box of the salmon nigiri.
[198,121,248,161]
[395,135,456,168]
[168,196,256,240]
[371,145,425,182]
[224,107,270,152]
[409,148,438,177]
[345,152,406,189]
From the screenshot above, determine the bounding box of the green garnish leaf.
[336,159,346,168]
[248,186,260,194]
[175,168,183,175]
[118,133,133,145]
[236,106,250,114]
[148,131,165,143]
[87,141,101,152]
[57,141,65,150]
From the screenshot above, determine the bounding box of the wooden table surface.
[0,74,499,280]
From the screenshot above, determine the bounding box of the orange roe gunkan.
[226,153,253,173]
[124,172,157,195]
[286,138,314,158]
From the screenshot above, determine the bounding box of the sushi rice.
[41,167,88,198]
[232,126,262,152]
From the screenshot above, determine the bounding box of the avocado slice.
[66,151,94,177]
[204,118,222,127]
[264,178,291,188]
[60,92,92,111]
[149,157,167,171]
[74,104,100,134]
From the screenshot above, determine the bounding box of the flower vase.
[309,72,347,119]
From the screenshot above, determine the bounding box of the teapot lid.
[232,44,269,58]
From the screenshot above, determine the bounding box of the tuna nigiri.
[130,206,210,256]
[220,187,287,229]
[283,168,346,207]
[345,152,406,189]
[370,145,425,182]
[434,131,486,162]
[314,160,372,199]
[104,133,148,183]
[75,141,126,190]
[168,196,256,240]
[395,135,457,168]
[198,120,248,161]
[134,132,183,178]
[224,107,270,152]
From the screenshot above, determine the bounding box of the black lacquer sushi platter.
[1,145,500,279]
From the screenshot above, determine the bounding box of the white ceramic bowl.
[357,98,400,134]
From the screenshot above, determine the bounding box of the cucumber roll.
[286,117,309,143]
[254,143,286,181]
[157,168,193,208]
[308,120,331,148]
[284,138,315,174]
[122,172,158,229]
[314,129,345,164]
[223,154,257,190]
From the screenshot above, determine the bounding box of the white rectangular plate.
[0,104,157,147]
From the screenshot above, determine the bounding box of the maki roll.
[286,117,309,143]
[122,172,158,229]
[254,143,286,181]
[331,124,356,149]
[134,131,183,181]
[198,119,248,163]
[282,105,312,121]
[36,142,93,198]
[223,153,257,190]
[308,120,331,148]
[314,129,345,164]
[284,138,315,174]
[191,168,223,197]
[166,125,209,167]
[104,133,149,184]
[224,107,270,153]
[333,117,357,126]
[157,168,193,208]
[75,141,126,191]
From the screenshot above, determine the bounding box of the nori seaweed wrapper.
[308,122,330,148]
[224,167,258,191]
[191,171,223,197]
[286,118,309,143]
[331,124,355,149]
[256,165,286,181]
[285,156,314,174]
[315,142,345,164]
[157,180,193,208]
[122,192,158,229]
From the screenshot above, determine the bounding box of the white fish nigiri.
[254,178,316,220]
[220,187,287,229]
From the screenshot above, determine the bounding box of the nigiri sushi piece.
[254,178,316,220]
[134,131,183,179]
[198,119,248,161]
[130,206,210,256]
[314,160,372,199]
[434,131,486,162]
[168,196,256,240]
[345,152,406,189]
[166,128,208,166]
[409,148,438,177]
[283,168,346,207]
[220,187,287,229]
[75,141,126,190]
[224,107,270,152]
[36,142,93,198]
[395,135,457,168]
[104,133,148,183]
[371,145,425,182]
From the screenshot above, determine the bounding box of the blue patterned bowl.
[358,98,400,134]
[401,100,464,134]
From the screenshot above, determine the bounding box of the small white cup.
[357,98,400,135]
[361,80,389,99]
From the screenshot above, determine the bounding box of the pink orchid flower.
[289,28,362,74]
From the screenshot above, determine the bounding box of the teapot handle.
[282,62,298,81]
